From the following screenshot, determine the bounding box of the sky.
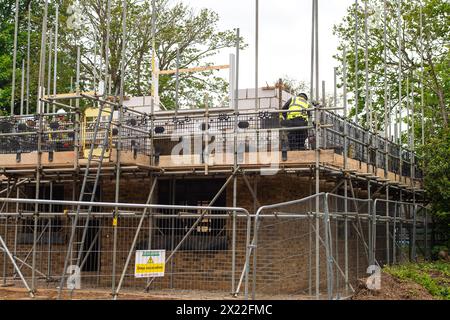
[184,0,355,94]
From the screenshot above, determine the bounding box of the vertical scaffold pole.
[53,4,59,112]
[47,182,53,279]
[74,47,81,171]
[334,68,337,109]
[383,0,390,265]
[47,29,53,113]
[37,0,49,115]
[343,46,349,293]
[354,0,359,124]
[406,76,410,162]
[255,0,259,110]
[32,0,49,293]
[397,0,403,183]
[112,0,128,296]
[20,60,25,115]
[235,28,240,112]
[26,3,31,115]
[10,0,20,115]
[364,0,369,128]
[420,3,425,146]
[175,46,180,115]
[332,72,338,298]
[322,81,326,108]
[232,27,240,295]
[411,78,417,262]
[255,0,260,152]
[150,0,156,166]
[2,179,11,285]
[313,0,321,300]
[310,0,315,107]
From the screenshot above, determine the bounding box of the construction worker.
[280,93,310,150]
[49,108,71,151]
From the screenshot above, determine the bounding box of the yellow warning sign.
[135,263,165,274]
[134,250,165,278]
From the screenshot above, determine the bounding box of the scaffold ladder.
[58,100,115,297]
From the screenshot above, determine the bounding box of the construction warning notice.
[134,250,165,278]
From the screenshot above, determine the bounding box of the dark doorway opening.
[79,183,102,272]
[146,179,228,251]
[80,220,100,272]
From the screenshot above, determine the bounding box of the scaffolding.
[0,0,430,300]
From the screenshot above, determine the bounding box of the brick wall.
[0,175,370,297]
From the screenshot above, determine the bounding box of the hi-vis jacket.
[280,97,309,121]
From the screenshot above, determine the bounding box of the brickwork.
[0,175,372,296]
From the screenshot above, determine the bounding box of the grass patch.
[384,262,450,300]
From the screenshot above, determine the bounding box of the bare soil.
[0,285,315,300]
[0,272,436,300]
[0,286,238,300]
[351,272,434,300]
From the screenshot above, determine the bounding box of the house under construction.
[0,0,430,300]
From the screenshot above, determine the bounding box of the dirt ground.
[0,272,436,300]
[351,272,434,300]
[0,286,237,300]
[0,285,317,300]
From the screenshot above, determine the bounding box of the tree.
[421,128,450,251]
[334,0,449,252]
[74,0,244,109]
[333,0,449,136]
[0,0,77,116]
[0,0,38,115]
[0,0,244,114]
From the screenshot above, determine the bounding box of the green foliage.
[334,0,449,247]
[333,0,449,133]
[422,129,450,213]
[0,1,20,114]
[0,0,76,115]
[0,0,244,114]
[385,262,450,299]
[75,0,244,109]
[420,128,450,246]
